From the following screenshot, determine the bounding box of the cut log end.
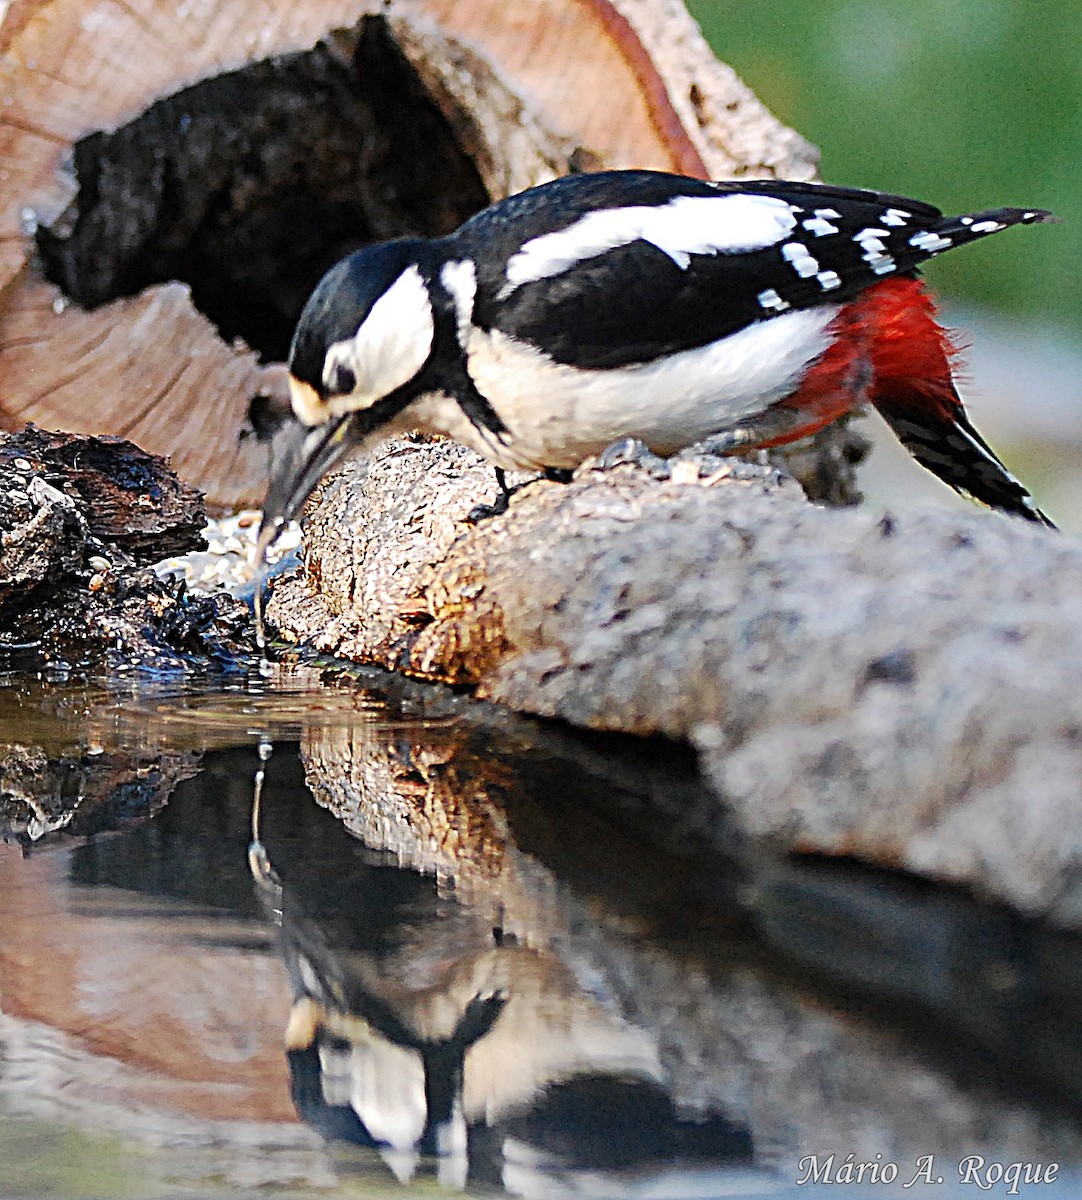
[35,16,494,364]
[0,0,821,510]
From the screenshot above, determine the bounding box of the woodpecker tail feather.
[855,276,1053,526]
[875,396,1054,526]
[924,206,1056,254]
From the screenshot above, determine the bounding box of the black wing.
[450,171,1050,370]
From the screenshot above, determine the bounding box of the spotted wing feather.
[452,171,1052,371]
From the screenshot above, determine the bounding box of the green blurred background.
[686,0,1081,523]
[686,0,1078,326]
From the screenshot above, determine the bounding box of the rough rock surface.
[266,437,1081,927]
[0,427,248,666]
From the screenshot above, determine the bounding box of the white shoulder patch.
[324,264,434,412]
[440,259,477,348]
[501,192,798,297]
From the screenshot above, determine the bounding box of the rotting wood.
[0,0,818,509]
[266,438,1082,930]
[0,424,206,559]
[0,426,247,664]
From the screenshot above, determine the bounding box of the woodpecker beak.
[258,414,357,544]
[256,407,382,575]
[253,413,371,647]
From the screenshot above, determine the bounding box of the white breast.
[410,306,841,471]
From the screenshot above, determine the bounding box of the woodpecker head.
[260,239,436,543]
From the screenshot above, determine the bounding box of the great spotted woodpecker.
[258,169,1055,552]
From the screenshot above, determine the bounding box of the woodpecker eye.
[329,362,357,396]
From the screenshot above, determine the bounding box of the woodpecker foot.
[687,428,766,458]
[456,989,509,1046]
[667,432,755,479]
[595,437,671,479]
[467,495,511,523]
[467,466,573,523]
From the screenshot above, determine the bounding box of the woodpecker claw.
[466,496,511,523]
[595,438,672,479]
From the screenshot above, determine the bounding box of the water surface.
[1,663,1080,1199]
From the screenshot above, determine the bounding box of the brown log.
[0,0,816,509]
[265,438,1082,931]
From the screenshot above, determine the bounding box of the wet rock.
[0,426,248,667]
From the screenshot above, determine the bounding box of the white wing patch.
[437,306,841,471]
[500,193,798,298]
[323,265,434,414]
[908,230,953,254]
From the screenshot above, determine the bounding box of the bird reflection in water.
[246,741,752,1192]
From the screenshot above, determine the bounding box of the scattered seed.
[669,460,701,485]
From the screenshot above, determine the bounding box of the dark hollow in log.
[35,14,491,363]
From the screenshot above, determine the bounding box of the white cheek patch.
[501,192,798,296]
[324,264,434,412]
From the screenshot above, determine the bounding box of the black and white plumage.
[260,169,1055,547]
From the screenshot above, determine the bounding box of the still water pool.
[1,662,1080,1199]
